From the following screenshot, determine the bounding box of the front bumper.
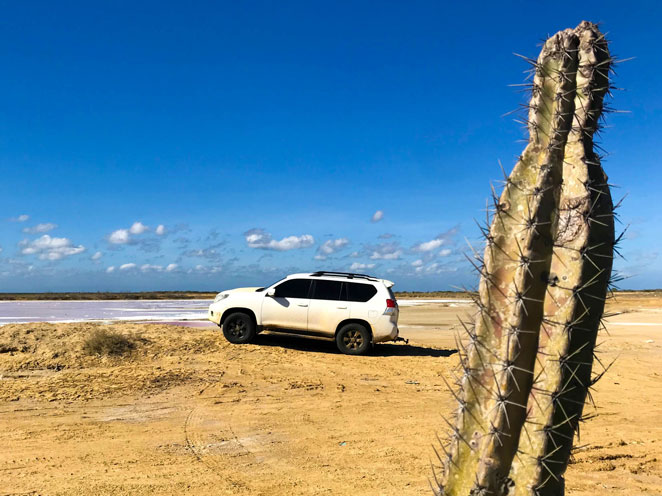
[208,307,221,325]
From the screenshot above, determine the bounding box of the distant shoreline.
[0,289,659,301]
[0,290,472,301]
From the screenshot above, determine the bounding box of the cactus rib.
[436,21,614,496]
[509,21,614,496]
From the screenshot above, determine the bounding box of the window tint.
[274,279,311,298]
[312,280,343,301]
[347,282,377,302]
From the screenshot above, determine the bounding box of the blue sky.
[0,1,660,292]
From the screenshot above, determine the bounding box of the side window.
[312,280,343,301]
[274,279,311,298]
[347,282,377,302]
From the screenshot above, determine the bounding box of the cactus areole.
[435,21,615,496]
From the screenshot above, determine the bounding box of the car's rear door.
[261,278,311,331]
[307,279,349,337]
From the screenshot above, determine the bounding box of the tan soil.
[1,295,661,495]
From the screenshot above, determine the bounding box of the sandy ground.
[1,294,661,495]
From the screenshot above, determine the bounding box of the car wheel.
[336,323,371,355]
[222,312,256,344]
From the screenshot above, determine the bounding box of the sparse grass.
[82,329,135,356]
[0,344,18,354]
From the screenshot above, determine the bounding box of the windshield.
[255,276,287,292]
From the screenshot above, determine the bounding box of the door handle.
[336,306,348,309]
[298,304,308,307]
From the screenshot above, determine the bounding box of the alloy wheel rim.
[343,329,363,350]
[229,319,246,338]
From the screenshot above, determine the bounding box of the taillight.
[386,299,396,308]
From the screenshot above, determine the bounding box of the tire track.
[183,404,252,490]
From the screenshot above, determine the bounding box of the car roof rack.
[310,271,377,281]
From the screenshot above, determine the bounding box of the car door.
[261,278,311,331]
[307,279,350,337]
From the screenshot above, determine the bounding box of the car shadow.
[253,332,457,358]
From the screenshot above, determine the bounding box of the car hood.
[227,287,262,293]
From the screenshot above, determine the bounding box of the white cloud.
[109,229,130,244]
[371,210,384,223]
[19,235,85,261]
[108,221,155,245]
[119,263,137,271]
[130,221,148,235]
[140,264,163,272]
[412,259,424,267]
[315,238,349,259]
[350,262,375,271]
[91,251,103,260]
[367,241,402,260]
[106,266,115,273]
[183,243,224,260]
[23,223,57,234]
[319,238,349,255]
[370,250,402,260]
[414,261,458,275]
[415,263,437,274]
[244,229,314,251]
[155,224,166,236]
[414,238,444,252]
[10,214,30,222]
[439,248,452,257]
[412,227,459,253]
[165,263,178,272]
[188,264,222,274]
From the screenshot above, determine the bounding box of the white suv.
[208,271,400,355]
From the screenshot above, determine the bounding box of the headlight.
[214,293,229,303]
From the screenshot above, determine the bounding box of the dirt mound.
[0,322,225,371]
[0,323,228,401]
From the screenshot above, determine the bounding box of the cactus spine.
[435,22,614,496]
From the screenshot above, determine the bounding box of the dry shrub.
[0,344,18,354]
[82,329,135,356]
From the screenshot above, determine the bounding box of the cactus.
[434,21,615,496]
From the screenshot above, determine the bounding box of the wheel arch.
[220,308,258,327]
[335,319,373,341]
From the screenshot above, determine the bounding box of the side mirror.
[266,288,276,297]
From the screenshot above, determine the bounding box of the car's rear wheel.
[336,323,371,355]
[222,312,256,344]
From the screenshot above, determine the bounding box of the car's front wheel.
[222,312,256,344]
[336,323,371,355]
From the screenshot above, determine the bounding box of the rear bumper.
[372,323,399,343]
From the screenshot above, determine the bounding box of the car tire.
[222,312,256,344]
[336,323,371,355]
